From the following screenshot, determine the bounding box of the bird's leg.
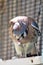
[22,44,27,58]
[31,43,37,56]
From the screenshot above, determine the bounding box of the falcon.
[9,16,41,58]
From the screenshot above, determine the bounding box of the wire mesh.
[0,0,43,60]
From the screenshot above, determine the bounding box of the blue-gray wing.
[31,21,41,36]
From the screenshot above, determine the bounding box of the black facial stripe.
[25,29,28,35]
[20,29,28,38]
[21,33,24,38]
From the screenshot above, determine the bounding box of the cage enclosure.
[0,0,43,65]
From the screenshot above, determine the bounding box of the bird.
[9,16,41,58]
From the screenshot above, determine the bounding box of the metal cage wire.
[0,0,43,60]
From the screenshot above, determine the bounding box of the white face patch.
[24,32,27,37]
[16,36,20,39]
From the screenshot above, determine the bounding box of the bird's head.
[9,17,41,44]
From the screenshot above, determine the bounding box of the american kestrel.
[9,16,41,58]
